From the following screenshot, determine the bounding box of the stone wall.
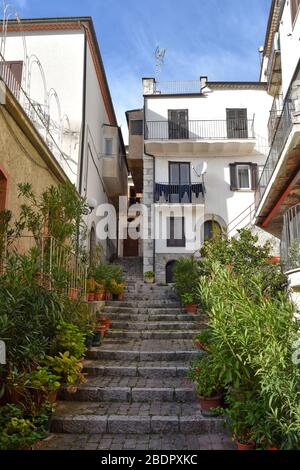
[142,154,154,274]
[155,253,187,284]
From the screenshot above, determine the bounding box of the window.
[229,163,258,191]
[168,109,189,139]
[226,109,248,138]
[104,138,113,156]
[169,162,191,203]
[291,0,300,25]
[167,217,186,247]
[204,220,222,241]
[130,120,143,135]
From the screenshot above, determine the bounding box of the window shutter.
[229,164,238,191]
[251,164,258,190]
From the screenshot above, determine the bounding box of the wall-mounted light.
[87,197,98,214]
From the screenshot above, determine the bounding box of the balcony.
[145,119,256,157]
[267,32,282,97]
[154,182,205,204]
[267,94,283,145]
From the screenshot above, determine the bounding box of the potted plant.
[144,271,155,284]
[68,287,78,301]
[45,352,86,395]
[182,293,198,314]
[0,405,43,451]
[225,392,258,451]
[193,328,213,352]
[94,282,105,301]
[24,366,61,405]
[188,355,223,415]
[86,278,96,302]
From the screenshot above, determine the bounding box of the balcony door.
[169,162,191,203]
[168,110,189,139]
[226,108,248,138]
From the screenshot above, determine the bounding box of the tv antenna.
[155,46,167,80]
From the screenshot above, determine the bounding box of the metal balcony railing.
[154,80,201,95]
[267,32,281,85]
[256,85,295,207]
[281,204,300,272]
[267,94,283,145]
[145,119,254,141]
[154,182,205,204]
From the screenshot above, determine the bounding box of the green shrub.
[51,321,87,359]
[188,354,222,398]
[173,257,202,301]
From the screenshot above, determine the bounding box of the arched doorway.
[89,226,96,266]
[204,220,222,241]
[0,170,7,212]
[166,260,176,284]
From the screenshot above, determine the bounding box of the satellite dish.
[195,162,207,176]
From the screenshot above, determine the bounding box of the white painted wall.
[145,89,271,142]
[145,87,272,255]
[4,30,85,182]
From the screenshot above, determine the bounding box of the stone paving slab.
[41,432,235,450]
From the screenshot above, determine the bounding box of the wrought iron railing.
[154,182,205,204]
[0,56,77,181]
[146,119,255,140]
[281,204,300,272]
[0,235,87,299]
[266,32,281,85]
[267,94,283,145]
[256,87,295,207]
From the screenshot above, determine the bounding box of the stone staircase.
[43,258,233,450]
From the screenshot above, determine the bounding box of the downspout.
[79,26,88,195]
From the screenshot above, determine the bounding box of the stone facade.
[155,253,187,284]
[142,154,154,274]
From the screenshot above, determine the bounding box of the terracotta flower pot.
[95,292,105,301]
[198,392,223,412]
[193,339,209,352]
[236,440,256,451]
[88,292,95,302]
[267,256,281,265]
[185,304,197,314]
[47,390,58,404]
[118,293,125,301]
[68,288,78,301]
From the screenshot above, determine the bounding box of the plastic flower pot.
[185,304,197,314]
[145,277,154,284]
[198,392,223,413]
[236,440,256,451]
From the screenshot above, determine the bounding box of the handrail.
[227,203,256,235]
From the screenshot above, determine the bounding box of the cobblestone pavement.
[41,433,235,450]
[40,258,235,451]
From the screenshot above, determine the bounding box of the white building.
[255,0,300,304]
[1,17,128,260]
[127,77,273,283]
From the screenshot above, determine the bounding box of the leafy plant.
[24,367,61,393]
[181,292,195,305]
[51,321,86,359]
[0,405,42,450]
[87,278,96,294]
[193,328,214,351]
[188,354,222,398]
[45,352,86,388]
[173,257,202,301]
[144,271,155,279]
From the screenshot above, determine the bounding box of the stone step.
[59,377,196,403]
[109,321,198,331]
[105,301,180,308]
[106,330,196,340]
[86,348,200,362]
[102,307,183,315]
[51,401,225,435]
[83,360,189,378]
[103,314,201,322]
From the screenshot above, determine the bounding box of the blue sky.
[13,0,271,141]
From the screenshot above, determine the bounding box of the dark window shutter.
[251,164,258,190]
[229,164,238,191]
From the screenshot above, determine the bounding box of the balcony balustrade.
[154,182,205,204]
